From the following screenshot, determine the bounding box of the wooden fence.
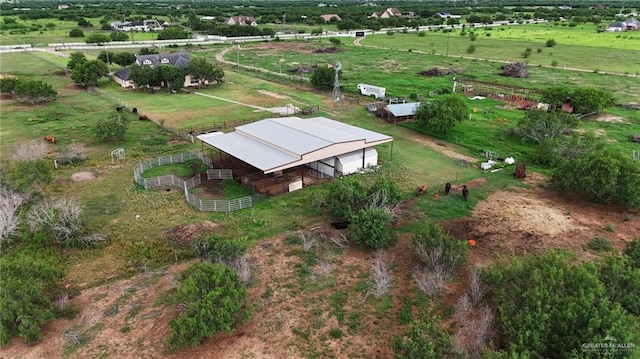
[133,152,262,212]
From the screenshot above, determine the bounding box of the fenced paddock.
[133,152,262,212]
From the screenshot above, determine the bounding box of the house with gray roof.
[113,52,205,89]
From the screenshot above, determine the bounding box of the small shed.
[381,102,420,123]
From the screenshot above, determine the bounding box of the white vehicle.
[357,84,386,100]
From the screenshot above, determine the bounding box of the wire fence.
[133,151,263,212]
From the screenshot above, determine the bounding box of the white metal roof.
[199,116,392,173]
[385,102,420,117]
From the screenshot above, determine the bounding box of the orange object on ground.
[434,194,440,199]
[468,239,476,247]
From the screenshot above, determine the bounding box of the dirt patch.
[71,171,97,182]
[417,67,462,77]
[257,90,289,100]
[167,221,219,246]
[593,114,625,123]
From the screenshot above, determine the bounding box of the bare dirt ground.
[71,171,97,182]
[593,114,625,123]
[3,173,637,359]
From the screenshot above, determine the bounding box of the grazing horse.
[462,185,469,201]
[416,185,427,196]
[43,135,56,144]
[445,182,452,195]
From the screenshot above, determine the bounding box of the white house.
[225,16,257,26]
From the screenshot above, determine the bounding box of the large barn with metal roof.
[197,116,393,195]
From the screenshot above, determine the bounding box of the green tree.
[328,37,341,48]
[68,28,84,37]
[570,87,615,114]
[112,52,136,67]
[12,80,57,105]
[484,251,639,358]
[0,251,65,345]
[624,238,640,269]
[183,57,224,89]
[109,31,128,41]
[325,176,368,219]
[85,33,110,44]
[71,60,109,88]
[157,65,185,91]
[310,65,335,91]
[415,94,469,134]
[514,109,576,145]
[66,51,87,72]
[157,26,188,40]
[550,146,640,207]
[0,77,19,94]
[168,263,247,350]
[348,207,396,250]
[541,85,571,108]
[93,113,129,142]
[129,65,156,88]
[139,47,159,55]
[97,51,116,64]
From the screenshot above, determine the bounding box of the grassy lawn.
[360,28,640,74]
[223,40,640,103]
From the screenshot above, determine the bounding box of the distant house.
[370,8,402,19]
[320,14,341,22]
[438,12,461,19]
[607,17,640,31]
[200,16,216,21]
[111,19,163,32]
[225,16,257,26]
[57,4,69,10]
[113,52,206,89]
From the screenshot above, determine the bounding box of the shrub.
[27,198,84,246]
[69,28,84,37]
[348,208,396,250]
[168,263,248,350]
[587,237,613,252]
[393,316,453,358]
[550,146,640,208]
[58,143,87,164]
[93,113,130,142]
[192,235,248,264]
[325,176,368,219]
[484,251,639,357]
[0,77,18,94]
[411,222,467,296]
[466,44,477,54]
[0,250,66,345]
[624,238,640,268]
[12,79,57,105]
[329,328,343,339]
[597,254,640,315]
[546,38,557,47]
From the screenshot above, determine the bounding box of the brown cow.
[416,185,427,197]
[44,135,56,144]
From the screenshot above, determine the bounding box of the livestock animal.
[445,182,452,195]
[138,114,148,121]
[462,185,469,201]
[44,135,56,144]
[116,106,124,112]
[331,221,350,230]
[416,185,427,197]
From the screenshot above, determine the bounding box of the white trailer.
[357,84,386,100]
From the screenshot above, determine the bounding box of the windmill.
[332,60,341,104]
